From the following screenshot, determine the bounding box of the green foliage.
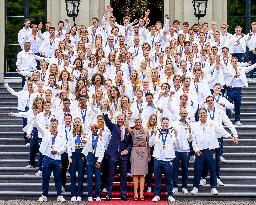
[228,0,256,33]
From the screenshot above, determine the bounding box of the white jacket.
[35,118,67,160]
[67,133,87,157]
[82,130,106,162]
[5,84,30,111]
[172,121,192,151]
[152,128,178,160]
[229,34,247,53]
[12,109,35,134]
[206,107,238,137]
[191,121,229,152]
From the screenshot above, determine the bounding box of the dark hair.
[91,73,105,85]
[198,108,207,113]
[161,117,169,122]
[64,113,72,119]
[145,92,153,98]
[62,98,70,103]
[50,118,58,123]
[92,17,99,22]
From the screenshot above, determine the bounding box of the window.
[5,0,47,74]
[111,0,164,26]
[228,0,256,34]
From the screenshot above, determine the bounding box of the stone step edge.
[0,167,256,171]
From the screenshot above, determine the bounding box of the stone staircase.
[0,82,256,200]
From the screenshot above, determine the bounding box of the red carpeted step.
[89,200,167,205]
[100,191,167,199]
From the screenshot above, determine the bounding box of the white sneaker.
[167,196,175,202]
[26,165,33,168]
[211,188,218,195]
[76,196,82,202]
[217,178,224,186]
[189,155,195,162]
[70,196,77,202]
[235,121,242,126]
[66,172,70,177]
[190,187,198,195]
[35,170,42,176]
[172,187,178,194]
[57,195,66,202]
[25,143,30,147]
[96,197,101,201]
[220,156,226,163]
[147,187,152,192]
[199,178,206,186]
[152,195,160,202]
[127,173,132,177]
[88,197,93,202]
[182,188,189,194]
[102,188,107,192]
[38,195,47,202]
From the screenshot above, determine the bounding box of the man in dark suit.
[103,113,132,201]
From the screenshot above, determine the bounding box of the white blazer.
[191,120,229,153]
[35,118,67,160]
[172,121,192,151]
[82,130,106,163]
[223,65,248,87]
[12,109,35,135]
[5,84,30,111]
[67,133,87,157]
[152,128,178,160]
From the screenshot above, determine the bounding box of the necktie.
[120,126,124,141]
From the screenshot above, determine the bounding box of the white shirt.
[191,120,229,152]
[18,27,32,48]
[173,120,191,152]
[206,107,238,137]
[152,128,178,161]
[16,50,37,72]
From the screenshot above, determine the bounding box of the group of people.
[6,5,256,203]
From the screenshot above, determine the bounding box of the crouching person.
[35,116,67,202]
[83,123,106,202]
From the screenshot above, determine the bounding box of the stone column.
[212,0,223,28]
[169,0,175,24]
[47,0,61,27]
[0,0,5,74]
[164,0,170,17]
[175,0,184,23]
[222,0,228,24]
[76,0,90,26]
[89,0,99,24]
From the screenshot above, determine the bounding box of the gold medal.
[92,150,96,154]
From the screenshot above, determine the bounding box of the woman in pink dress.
[126,117,149,201]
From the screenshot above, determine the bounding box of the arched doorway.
[111,0,164,26]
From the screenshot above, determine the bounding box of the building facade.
[0,0,255,75]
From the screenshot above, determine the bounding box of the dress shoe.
[121,195,128,201]
[105,194,111,201]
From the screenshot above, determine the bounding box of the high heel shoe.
[140,196,144,201]
[134,197,138,201]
